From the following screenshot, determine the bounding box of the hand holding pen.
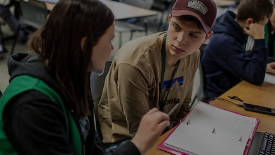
[167,103,179,116]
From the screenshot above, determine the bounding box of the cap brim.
[172,10,211,33]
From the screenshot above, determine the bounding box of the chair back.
[152,0,174,10]
[197,44,207,102]
[90,61,112,109]
[124,0,154,10]
[190,44,207,108]
[196,63,206,101]
[90,61,112,138]
[19,0,48,29]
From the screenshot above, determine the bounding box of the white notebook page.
[164,102,257,155]
[264,73,275,84]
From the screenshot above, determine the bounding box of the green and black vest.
[0,75,82,155]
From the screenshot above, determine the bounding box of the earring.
[93,70,105,76]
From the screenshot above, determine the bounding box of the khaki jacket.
[98,32,200,143]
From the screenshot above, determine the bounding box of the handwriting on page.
[164,102,257,155]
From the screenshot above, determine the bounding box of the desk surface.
[211,81,275,134]
[44,0,157,20]
[146,81,275,155]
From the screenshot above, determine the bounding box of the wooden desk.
[44,0,157,20]
[146,81,275,155]
[211,81,275,134]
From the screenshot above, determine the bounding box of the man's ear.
[245,18,253,27]
[203,31,213,43]
[81,37,87,52]
[168,14,172,23]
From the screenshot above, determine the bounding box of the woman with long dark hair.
[0,0,170,154]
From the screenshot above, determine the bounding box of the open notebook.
[158,102,259,155]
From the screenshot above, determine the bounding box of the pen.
[167,103,179,116]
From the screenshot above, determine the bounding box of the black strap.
[159,34,180,111]
[160,34,167,99]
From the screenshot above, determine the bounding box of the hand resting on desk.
[266,62,275,74]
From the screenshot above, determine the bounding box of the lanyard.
[159,34,180,111]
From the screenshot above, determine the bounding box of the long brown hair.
[28,0,114,118]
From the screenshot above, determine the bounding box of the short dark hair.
[28,0,114,117]
[236,0,273,22]
[175,15,204,32]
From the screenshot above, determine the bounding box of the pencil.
[167,103,179,116]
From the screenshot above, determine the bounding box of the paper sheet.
[264,73,275,84]
[164,102,257,155]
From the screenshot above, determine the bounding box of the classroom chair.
[115,0,154,48]
[0,18,8,53]
[10,0,48,55]
[190,44,207,108]
[90,60,112,139]
[151,0,174,31]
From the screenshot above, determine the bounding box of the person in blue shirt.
[201,0,273,99]
[245,1,275,74]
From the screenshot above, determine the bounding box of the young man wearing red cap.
[98,0,216,152]
[201,0,273,100]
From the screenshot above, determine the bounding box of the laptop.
[248,132,275,155]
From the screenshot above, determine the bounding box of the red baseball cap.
[172,0,217,33]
